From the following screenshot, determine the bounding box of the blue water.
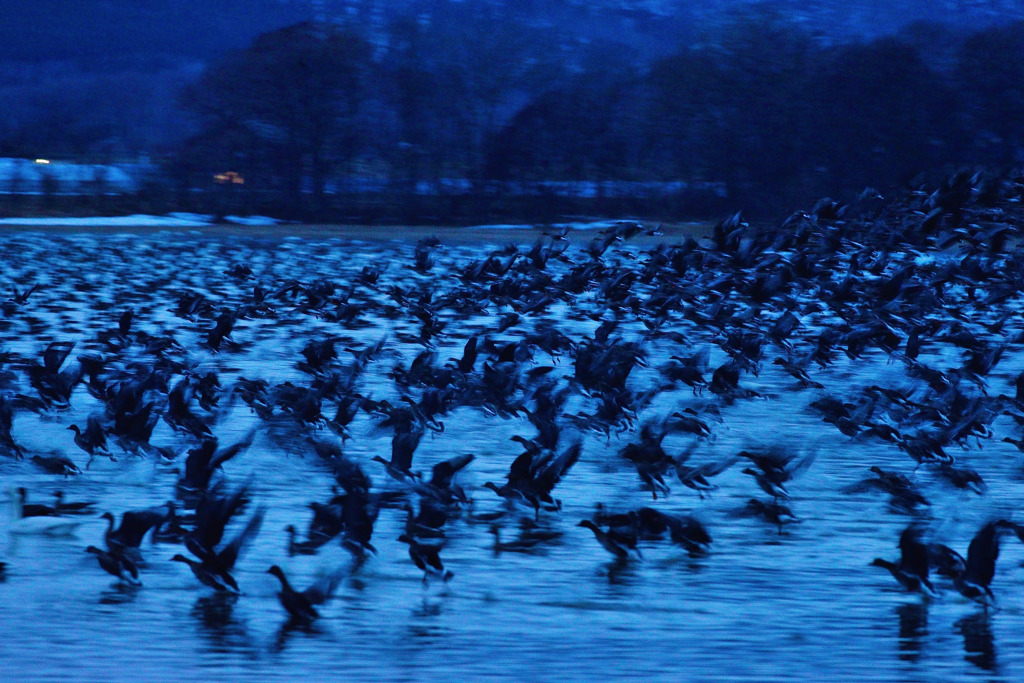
[0,227,1022,682]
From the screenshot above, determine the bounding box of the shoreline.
[0,220,712,245]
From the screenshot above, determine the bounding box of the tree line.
[106,12,1024,222]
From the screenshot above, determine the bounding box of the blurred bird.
[267,564,346,621]
[871,524,936,596]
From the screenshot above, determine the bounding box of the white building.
[0,158,141,195]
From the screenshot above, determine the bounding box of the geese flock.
[3,169,1024,641]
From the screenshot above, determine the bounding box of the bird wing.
[506,450,535,487]
[211,431,255,470]
[43,341,75,372]
[190,482,251,553]
[897,525,930,581]
[390,428,422,472]
[331,455,372,495]
[430,453,474,488]
[534,442,582,496]
[964,522,1001,588]
[698,456,740,477]
[84,418,108,449]
[302,566,348,605]
[217,506,266,570]
[117,508,168,548]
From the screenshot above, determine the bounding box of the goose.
[871,524,937,596]
[7,488,84,536]
[86,545,141,586]
[954,520,1015,608]
[101,507,168,565]
[488,522,560,554]
[52,490,97,515]
[398,533,453,582]
[284,525,322,557]
[15,487,58,517]
[267,564,346,621]
[175,484,265,593]
[484,442,582,516]
[577,519,632,560]
[30,454,81,477]
[67,417,112,467]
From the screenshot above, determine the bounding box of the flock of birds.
[3,169,1024,626]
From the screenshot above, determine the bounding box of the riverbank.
[0,216,712,245]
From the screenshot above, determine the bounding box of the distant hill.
[4,0,1021,67]
[0,1,313,65]
[1,0,1020,161]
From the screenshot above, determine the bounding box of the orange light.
[214,171,245,185]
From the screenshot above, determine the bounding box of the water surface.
[0,227,1021,682]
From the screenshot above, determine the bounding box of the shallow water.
[0,227,1023,682]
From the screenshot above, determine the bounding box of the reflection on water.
[896,602,927,663]
[411,597,444,620]
[272,617,326,654]
[604,558,638,588]
[191,593,257,657]
[407,598,447,646]
[98,582,142,606]
[956,611,997,673]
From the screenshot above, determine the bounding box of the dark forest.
[1,3,1023,224]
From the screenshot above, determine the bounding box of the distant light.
[34,159,50,164]
[214,171,245,185]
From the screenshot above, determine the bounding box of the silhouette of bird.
[267,564,346,621]
[414,452,475,507]
[86,545,141,586]
[175,483,264,593]
[484,442,582,515]
[489,521,561,554]
[663,512,713,556]
[163,377,214,439]
[101,507,168,565]
[31,454,81,476]
[68,416,111,467]
[398,534,454,582]
[8,488,85,536]
[284,525,323,556]
[577,519,631,560]
[619,423,676,499]
[954,520,1015,608]
[871,524,937,596]
[177,432,255,499]
[15,487,58,518]
[843,466,930,512]
[371,426,422,482]
[738,498,799,534]
[52,490,96,515]
[739,447,815,500]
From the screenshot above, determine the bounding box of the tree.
[413,4,568,188]
[956,21,1024,165]
[644,8,818,213]
[181,22,372,218]
[805,37,964,194]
